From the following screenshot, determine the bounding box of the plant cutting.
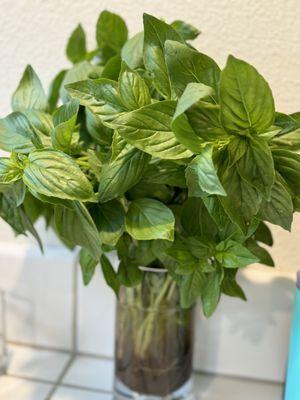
[0,9,299,399]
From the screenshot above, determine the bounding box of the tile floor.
[0,343,284,400]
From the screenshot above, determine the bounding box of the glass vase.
[114,267,195,400]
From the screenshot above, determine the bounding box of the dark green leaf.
[221,271,246,300]
[0,112,35,153]
[101,55,122,81]
[101,254,120,295]
[273,149,300,196]
[48,70,67,112]
[254,222,273,246]
[201,271,222,317]
[246,239,274,266]
[181,198,217,238]
[170,20,200,40]
[79,248,98,285]
[96,10,128,52]
[180,267,204,308]
[66,24,87,64]
[143,159,186,188]
[125,198,175,241]
[117,259,142,287]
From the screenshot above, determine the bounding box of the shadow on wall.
[194,269,295,382]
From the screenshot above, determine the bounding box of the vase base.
[114,377,195,400]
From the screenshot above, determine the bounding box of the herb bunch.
[0,11,299,316]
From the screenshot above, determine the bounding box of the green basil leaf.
[85,108,113,147]
[117,259,142,287]
[221,271,246,301]
[216,239,258,268]
[258,175,293,231]
[51,100,79,152]
[54,201,101,259]
[22,110,53,138]
[48,70,67,112]
[91,200,125,245]
[254,222,273,246]
[66,78,126,122]
[0,157,23,184]
[101,254,120,295]
[170,20,200,41]
[121,32,144,69]
[143,13,183,98]
[246,239,274,267]
[185,145,226,197]
[101,55,122,81]
[165,40,220,97]
[201,271,222,317]
[125,198,175,241]
[119,63,151,110]
[98,144,150,203]
[128,181,173,203]
[112,100,192,159]
[143,160,186,188]
[220,55,275,133]
[23,149,94,201]
[96,10,128,52]
[273,149,300,196]
[179,267,204,308]
[0,112,38,153]
[12,65,48,112]
[66,24,87,64]
[79,248,98,285]
[2,180,26,207]
[236,136,275,200]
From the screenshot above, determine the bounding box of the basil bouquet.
[0,11,299,317]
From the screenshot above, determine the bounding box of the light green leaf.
[125,198,175,241]
[48,70,67,112]
[236,136,275,200]
[220,55,275,133]
[216,239,258,268]
[201,271,222,317]
[22,110,53,138]
[0,157,23,184]
[96,10,128,52]
[101,254,120,295]
[12,65,48,112]
[118,63,151,110]
[165,40,220,97]
[258,175,293,231]
[98,144,150,203]
[121,32,144,69]
[66,24,87,64]
[79,248,98,285]
[143,13,183,98]
[185,145,226,197]
[91,200,125,245]
[180,267,204,308]
[54,201,101,259]
[85,108,113,147]
[23,149,94,201]
[51,100,79,152]
[170,20,200,40]
[112,100,192,159]
[101,55,122,81]
[0,112,35,153]
[66,78,126,122]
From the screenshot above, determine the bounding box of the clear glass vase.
[114,267,195,400]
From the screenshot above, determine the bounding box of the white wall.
[0,0,300,383]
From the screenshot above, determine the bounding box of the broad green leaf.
[143,13,183,98]
[85,108,113,147]
[101,55,122,81]
[165,40,220,97]
[54,201,101,259]
[236,136,275,200]
[273,149,300,196]
[117,259,142,287]
[125,198,175,241]
[221,270,246,300]
[101,254,120,295]
[91,200,125,245]
[79,248,98,285]
[143,160,186,188]
[246,239,274,267]
[1,180,26,207]
[0,157,23,186]
[170,20,200,40]
[22,110,53,138]
[185,145,226,197]
[132,240,156,266]
[98,144,150,202]
[66,24,87,64]
[112,101,192,159]
[181,198,217,238]
[60,61,96,103]
[180,267,204,308]
[118,63,151,110]
[48,70,67,112]
[0,112,35,153]
[216,239,258,268]
[254,222,273,246]
[274,112,300,135]
[258,175,293,231]
[96,10,128,52]
[66,78,126,122]
[121,32,144,69]
[12,65,48,112]
[220,55,275,133]
[51,100,79,152]
[128,181,173,203]
[220,167,262,233]
[201,271,222,317]
[23,149,94,201]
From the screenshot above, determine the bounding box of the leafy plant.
[1,10,299,317]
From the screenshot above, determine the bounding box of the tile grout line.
[44,253,80,399]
